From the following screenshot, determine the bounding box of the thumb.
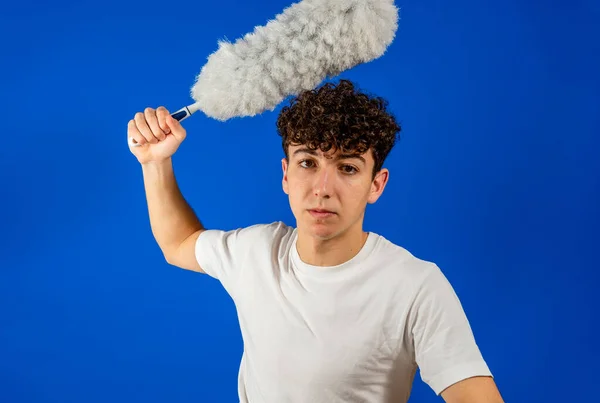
[166,114,186,142]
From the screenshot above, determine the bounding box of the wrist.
[141,158,173,174]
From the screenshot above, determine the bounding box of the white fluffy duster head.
[190,0,399,121]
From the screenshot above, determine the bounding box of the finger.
[127,119,147,146]
[144,107,167,141]
[156,106,172,136]
[134,112,158,144]
[165,114,186,142]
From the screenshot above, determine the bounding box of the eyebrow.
[292,148,366,164]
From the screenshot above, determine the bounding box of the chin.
[305,220,341,240]
[310,228,336,240]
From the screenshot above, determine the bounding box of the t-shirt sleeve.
[409,264,493,395]
[194,224,263,297]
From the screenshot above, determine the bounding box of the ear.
[367,168,389,204]
[282,157,289,195]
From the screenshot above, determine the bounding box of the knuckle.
[134,112,144,120]
[157,109,169,121]
[144,107,155,114]
[152,124,165,137]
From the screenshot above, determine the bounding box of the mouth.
[308,209,336,218]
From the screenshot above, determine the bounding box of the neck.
[295,222,369,267]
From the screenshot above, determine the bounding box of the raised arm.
[128,106,206,273]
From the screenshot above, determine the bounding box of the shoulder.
[239,220,294,241]
[367,233,452,299]
[372,234,440,280]
[194,221,295,280]
[199,220,294,248]
[373,236,471,321]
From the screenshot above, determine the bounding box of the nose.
[313,165,332,198]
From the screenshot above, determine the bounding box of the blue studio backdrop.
[1,0,598,402]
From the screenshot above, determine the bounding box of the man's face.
[282,144,389,240]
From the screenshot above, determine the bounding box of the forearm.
[141,158,203,258]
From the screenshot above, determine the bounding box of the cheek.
[344,182,371,204]
[288,174,311,193]
[286,177,308,202]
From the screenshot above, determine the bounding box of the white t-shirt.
[195,221,492,402]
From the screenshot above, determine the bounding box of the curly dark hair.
[276,79,401,180]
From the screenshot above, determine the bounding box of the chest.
[234,262,408,387]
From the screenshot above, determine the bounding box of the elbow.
[164,253,178,267]
[162,248,178,266]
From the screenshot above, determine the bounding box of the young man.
[127,80,505,403]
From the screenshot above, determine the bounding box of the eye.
[340,165,358,175]
[299,159,315,168]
